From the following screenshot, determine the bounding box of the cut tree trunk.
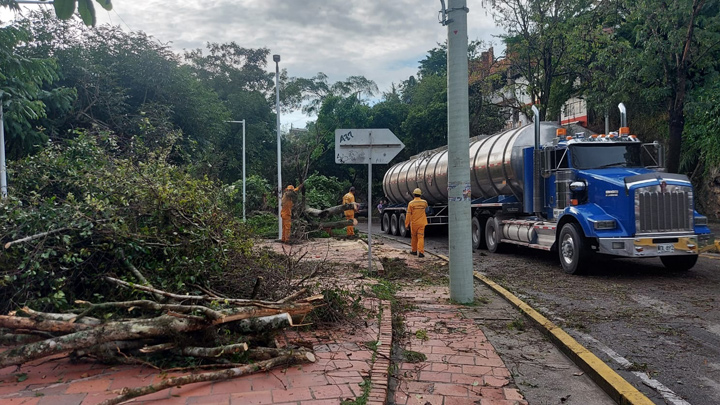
[0,315,92,334]
[13,307,101,325]
[233,313,292,333]
[304,203,356,218]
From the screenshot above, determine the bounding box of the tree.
[490,0,589,120]
[1,0,113,26]
[0,24,75,158]
[611,0,720,173]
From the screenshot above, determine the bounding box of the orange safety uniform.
[342,191,356,236]
[405,196,429,254]
[281,185,300,242]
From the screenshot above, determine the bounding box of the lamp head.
[273,54,281,63]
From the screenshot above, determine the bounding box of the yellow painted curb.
[470,271,654,405]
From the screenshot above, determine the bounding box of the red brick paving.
[0,238,528,404]
[394,284,528,405]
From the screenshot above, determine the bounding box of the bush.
[226,174,275,216]
[303,173,350,209]
[0,131,260,312]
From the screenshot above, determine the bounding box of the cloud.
[94,1,502,85]
[4,1,504,127]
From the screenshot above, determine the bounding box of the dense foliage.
[0,132,279,313]
[0,0,719,317]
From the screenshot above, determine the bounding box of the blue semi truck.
[381,104,714,274]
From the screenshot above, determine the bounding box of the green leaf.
[78,0,96,26]
[15,373,28,382]
[53,0,76,20]
[95,0,112,11]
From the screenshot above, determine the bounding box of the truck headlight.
[695,215,708,226]
[569,181,586,192]
[594,220,617,230]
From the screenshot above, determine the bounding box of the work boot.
[409,251,417,255]
[418,253,425,258]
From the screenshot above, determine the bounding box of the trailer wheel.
[485,217,503,253]
[471,216,485,250]
[398,214,409,237]
[390,213,399,236]
[382,212,391,233]
[660,255,698,271]
[558,223,587,275]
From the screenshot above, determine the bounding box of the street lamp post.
[273,54,282,241]
[0,105,7,199]
[226,120,246,222]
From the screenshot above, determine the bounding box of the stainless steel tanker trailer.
[380,106,714,273]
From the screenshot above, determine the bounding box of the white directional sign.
[334,128,404,275]
[335,128,404,164]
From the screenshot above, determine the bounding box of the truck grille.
[634,185,693,234]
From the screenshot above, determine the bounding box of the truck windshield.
[570,144,643,170]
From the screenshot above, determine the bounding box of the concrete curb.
[471,270,654,405]
[367,300,392,405]
[357,237,386,275]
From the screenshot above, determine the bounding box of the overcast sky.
[5,0,505,128]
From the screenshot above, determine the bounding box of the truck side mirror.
[641,142,665,170]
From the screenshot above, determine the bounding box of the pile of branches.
[0,276,320,405]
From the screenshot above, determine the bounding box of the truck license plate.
[657,244,675,253]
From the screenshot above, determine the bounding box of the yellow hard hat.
[286,185,295,190]
[413,188,422,196]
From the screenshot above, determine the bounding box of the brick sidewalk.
[0,238,525,405]
[0,301,384,405]
[393,286,527,405]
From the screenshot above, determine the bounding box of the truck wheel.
[660,255,698,271]
[390,214,399,236]
[399,214,409,237]
[485,218,503,253]
[558,223,588,275]
[472,216,485,250]
[382,212,391,234]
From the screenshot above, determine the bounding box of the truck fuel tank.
[383,122,561,204]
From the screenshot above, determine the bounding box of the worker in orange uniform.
[281,184,302,243]
[342,186,358,236]
[405,188,428,258]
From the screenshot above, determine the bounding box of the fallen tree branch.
[178,343,249,358]
[0,329,44,345]
[0,315,92,334]
[105,277,295,306]
[250,276,263,299]
[72,340,152,362]
[191,284,226,299]
[3,227,72,249]
[13,307,101,325]
[74,299,224,321]
[99,350,316,405]
[0,301,320,368]
[140,342,249,357]
[304,203,356,218]
[117,249,164,302]
[232,313,292,334]
[247,346,309,361]
[278,288,308,304]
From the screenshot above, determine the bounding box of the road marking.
[631,294,681,316]
[473,272,654,405]
[698,376,720,399]
[705,324,720,340]
[577,332,691,405]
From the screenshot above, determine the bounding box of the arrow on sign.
[335,128,404,165]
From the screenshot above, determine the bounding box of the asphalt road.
[360,217,720,405]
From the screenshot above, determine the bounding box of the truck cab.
[539,128,713,273]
